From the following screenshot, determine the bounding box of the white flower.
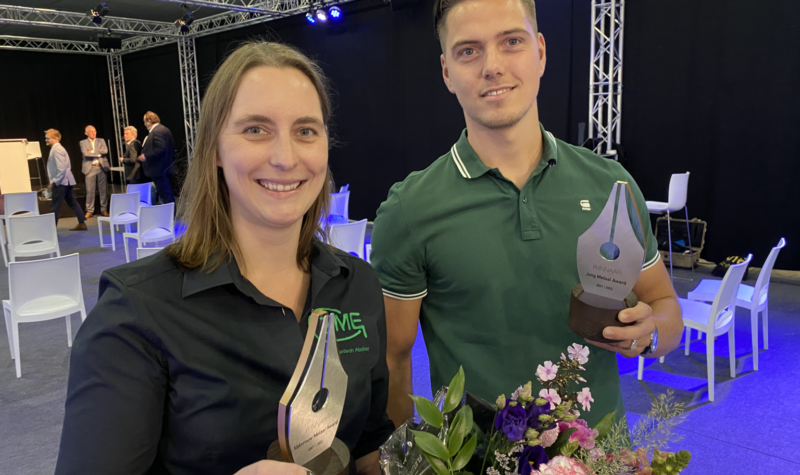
[568,343,590,364]
[536,361,558,382]
[577,388,594,412]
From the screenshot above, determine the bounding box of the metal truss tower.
[107,54,129,164]
[589,0,625,158]
[177,36,201,162]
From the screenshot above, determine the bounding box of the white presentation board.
[0,139,33,194]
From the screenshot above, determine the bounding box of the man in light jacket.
[79,125,110,218]
[45,129,87,230]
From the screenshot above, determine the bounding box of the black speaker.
[98,33,122,50]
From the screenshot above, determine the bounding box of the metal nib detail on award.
[267,309,350,475]
[568,181,646,343]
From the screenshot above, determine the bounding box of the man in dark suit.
[121,126,146,184]
[138,111,175,204]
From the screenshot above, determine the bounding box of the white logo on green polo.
[310,308,368,342]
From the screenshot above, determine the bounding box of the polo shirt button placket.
[522,196,528,203]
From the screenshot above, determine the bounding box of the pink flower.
[567,344,590,364]
[537,361,558,381]
[540,426,560,448]
[557,419,599,449]
[532,456,590,475]
[539,388,562,410]
[577,388,594,411]
[511,386,523,401]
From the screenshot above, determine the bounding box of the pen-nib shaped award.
[568,181,646,342]
[267,309,350,475]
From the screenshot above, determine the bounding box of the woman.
[55,42,394,475]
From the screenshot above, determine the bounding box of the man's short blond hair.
[144,111,161,124]
[124,125,138,138]
[45,128,61,140]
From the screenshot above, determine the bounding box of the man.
[371,0,683,428]
[79,125,110,218]
[45,129,87,231]
[120,125,146,184]
[138,111,175,204]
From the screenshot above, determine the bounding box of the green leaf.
[552,427,577,449]
[447,406,474,457]
[411,430,451,461]
[593,411,616,441]
[421,451,450,475]
[560,441,579,457]
[410,394,443,429]
[452,434,477,471]
[444,366,466,413]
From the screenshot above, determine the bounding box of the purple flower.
[494,401,528,441]
[519,445,549,475]
[526,400,553,430]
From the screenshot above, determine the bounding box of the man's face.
[45,135,57,146]
[440,0,546,131]
[85,126,97,140]
[123,129,134,142]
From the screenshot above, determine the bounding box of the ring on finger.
[623,339,638,351]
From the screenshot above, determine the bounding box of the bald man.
[79,125,110,218]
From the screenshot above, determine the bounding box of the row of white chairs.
[97,192,175,262]
[638,238,786,402]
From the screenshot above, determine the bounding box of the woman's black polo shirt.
[55,240,395,475]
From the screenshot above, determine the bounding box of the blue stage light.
[315,9,327,21]
[329,6,342,19]
[306,11,316,23]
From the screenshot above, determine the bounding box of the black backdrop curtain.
[623,0,800,268]
[0,50,115,197]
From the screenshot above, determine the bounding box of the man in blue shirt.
[45,129,87,230]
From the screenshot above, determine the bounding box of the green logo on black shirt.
[310,308,368,342]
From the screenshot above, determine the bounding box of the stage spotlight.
[328,6,342,19]
[306,11,316,24]
[315,8,327,22]
[90,3,109,25]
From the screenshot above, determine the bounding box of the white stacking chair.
[123,203,175,263]
[687,238,786,370]
[1,191,40,265]
[646,172,693,281]
[127,182,153,208]
[6,214,60,263]
[3,253,87,378]
[640,254,751,402]
[339,184,349,192]
[329,219,367,260]
[365,243,372,263]
[98,193,140,251]
[329,191,350,221]
[137,246,164,260]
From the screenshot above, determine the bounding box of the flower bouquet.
[380,344,691,475]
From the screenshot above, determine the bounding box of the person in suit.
[79,125,110,218]
[138,111,175,204]
[120,126,146,184]
[45,129,87,230]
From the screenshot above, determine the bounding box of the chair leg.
[637,356,644,380]
[763,305,769,350]
[659,356,665,364]
[66,314,73,348]
[685,327,691,356]
[13,321,21,378]
[706,335,715,402]
[666,211,674,281]
[123,235,131,263]
[684,206,695,281]
[111,223,116,251]
[4,307,13,360]
[728,323,736,379]
[80,304,87,322]
[97,220,104,247]
[751,307,759,371]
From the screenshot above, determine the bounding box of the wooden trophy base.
[567,284,638,343]
[267,438,350,475]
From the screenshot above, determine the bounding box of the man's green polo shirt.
[371,124,659,426]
